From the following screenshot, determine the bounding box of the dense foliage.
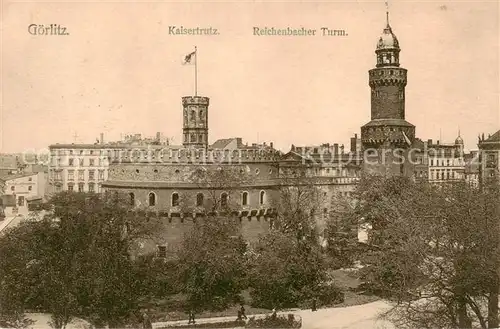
[0,191,162,329]
[354,175,500,329]
[177,217,248,312]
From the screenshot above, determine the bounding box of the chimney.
[270,142,274,149]
[350,137,356,152]
[333,143,339,155]
[156,132,161,141]
[427,139,432,145]
[100,133,104,144]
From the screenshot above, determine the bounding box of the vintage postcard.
[0,1,499,329]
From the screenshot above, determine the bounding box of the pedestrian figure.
[240,304,247,320]
[237,309,242,321]
[142,312,152,329]
[271,308,277,319]
[311,298,317,312]
[188,309,196,324]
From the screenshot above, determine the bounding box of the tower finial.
[385,0,390,26]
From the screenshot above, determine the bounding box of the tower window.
[190,110,195,122]
[199,134,203,143]
[196,193,204,207]
[199,109,204,120]
[171,193,179,207]
[190,134,196,142]
[242,191,249,206]
[259,191,266,205]
[129,192,135,206]
[221,193,228,208]
[148,192,156,206]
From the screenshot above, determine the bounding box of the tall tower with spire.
[361,5,416,176]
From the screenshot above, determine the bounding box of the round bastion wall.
[102,161,281,254]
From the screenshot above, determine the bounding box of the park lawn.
[152,268,377,322]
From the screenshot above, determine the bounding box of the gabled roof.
[211,138,237,149]
[280,151,305,162]
[484,130,500,143]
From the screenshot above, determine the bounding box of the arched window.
[190,134,196,142]
[221,193,228,208]
[242,191,249,206]
[129,192,135,206]
[172,192,179,207]
[190,110,195,122]
[259,191,265,205]
[148,192,156,206]
[199,109,203,120]
[198,134,203,142]
[196,193,204,207]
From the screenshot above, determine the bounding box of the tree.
[354,175,500,329]
[271,174,327,244]
[324,196,359,269]
[0,191,163,329]
[177,217,248,311]
[248,229,326,309]
[175,166,253,312]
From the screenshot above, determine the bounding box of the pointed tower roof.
[376,2,399,50]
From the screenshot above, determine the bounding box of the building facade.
[478,130,500,184]
[0,172,46,215]
[427,136,466,183]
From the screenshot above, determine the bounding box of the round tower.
[182,96,209,149]
[361,11,416,176]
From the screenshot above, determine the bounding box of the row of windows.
[66,169,105,181]
[53,149,109,156]
[376,53,399,65]
[66,158,105,167]
[430,170,460,180]
[67,182,100,193]
[10,185,33,192]
[430,159,463,167]
[372,90,404,99]
[184,133,205,143]
[185,108,205,121]
[140,191,267,207]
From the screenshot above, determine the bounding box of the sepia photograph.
[0,0,499,328]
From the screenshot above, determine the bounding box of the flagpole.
[194,46,198,96]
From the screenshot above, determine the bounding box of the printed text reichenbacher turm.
[253,27,347,36]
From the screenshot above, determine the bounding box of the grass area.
[331,291,380,308]
[327,268,363,290]
[153,268,378,322]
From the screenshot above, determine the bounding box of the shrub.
[317,284,345,306]
[245,314,301,328]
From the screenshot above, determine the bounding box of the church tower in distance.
[361,10,416,176]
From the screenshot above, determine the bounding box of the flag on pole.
[183,51,196,65]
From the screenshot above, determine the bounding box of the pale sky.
[1,0,499,153]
